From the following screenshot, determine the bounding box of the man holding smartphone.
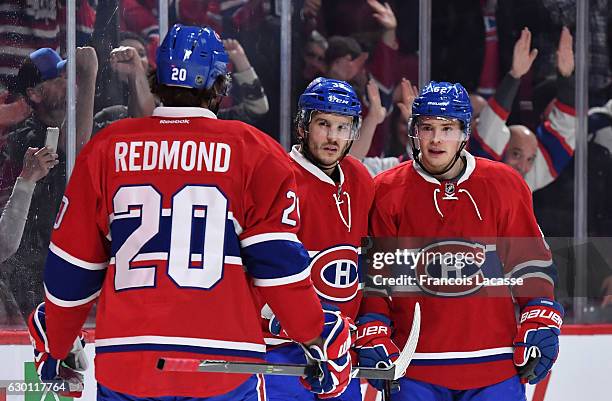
[0,46,97,323]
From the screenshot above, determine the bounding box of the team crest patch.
[413,240,487,297]
[310,245,360,302]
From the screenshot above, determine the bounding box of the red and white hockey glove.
[513,298,564,384]
[299,304,354,399]
[27,303,88,397]
[354,313,400,392]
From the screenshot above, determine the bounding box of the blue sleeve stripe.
[49,242,107,270]
[95,344,264,360]
[44,249,106,303]
[45,285,101,308]
[508,265,558,285]
[253,267,311,287]
[241,232,300,248]
[242,239,310,282]
[536,124,573,174]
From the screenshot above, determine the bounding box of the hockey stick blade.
[391,301,421,379]
[158,302,421,381]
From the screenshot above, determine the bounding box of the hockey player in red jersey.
[362,81,563,400]
[263,77,377,400]
[25,24,353,400]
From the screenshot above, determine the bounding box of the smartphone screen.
[45,127,60,153]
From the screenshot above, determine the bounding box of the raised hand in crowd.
[556,26,574,77]
[395,78,419,122]
[302,0,322,20]
[223,39,251,73]
[350,80,387,160]
[366,0,398,49]
[110,46,147,83]
[509,28,538,79]
[19,147,58,183]
[76,46,99,79]
[0,147,58,263]
[109,45,155,118]
[75,46,98,152]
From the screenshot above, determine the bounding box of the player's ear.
[297,125,306,139]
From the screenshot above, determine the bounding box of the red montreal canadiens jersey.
[42,107,324,397]
[290,148,374,317]
[262,148,374,344]
[362,151,556,390]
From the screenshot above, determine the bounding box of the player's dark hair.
[148,70,231,111]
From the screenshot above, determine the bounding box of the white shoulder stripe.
[241,232,300,248]
[505,259,553,278]
[49,242,108,271]
[95,335,266,353]
[228,212,243,235]
[413,347,514,360]
[515,272,555,285]
[45,284,101,308]
[253,266,311,287]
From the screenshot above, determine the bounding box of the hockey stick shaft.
[158,358,396,380]
[158,302,420,381]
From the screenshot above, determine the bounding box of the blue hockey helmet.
[297,77,362,139]
[411,81,472,136]
[156,24,229,91]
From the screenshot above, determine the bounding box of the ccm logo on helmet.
[328,95,349,105]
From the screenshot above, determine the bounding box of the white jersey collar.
[413,149,476,185]
[290,145,345,186]
[153,107,217,119]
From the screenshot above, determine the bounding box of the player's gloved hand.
[354,313,400,392]
[513,298,564,384]
[300,304,354,399]
[27,303,88,397]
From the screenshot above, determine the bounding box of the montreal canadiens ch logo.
[414,241,487,297]
[310,245,360,302]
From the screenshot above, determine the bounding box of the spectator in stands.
[0,47,97,322]
[357,78,419,175]
[498,0,611,107]
[503,125,538,177]
[218,39,269,123]
[0,0,95,89]
[93,35,157,132]
[0,147,57,263]
[469,27,576,191]
[301,31,328,87]
[118,31,152,73]
[323,0,402,157]
[0,92,31,150]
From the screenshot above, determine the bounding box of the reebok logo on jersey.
[160,119,190,124]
